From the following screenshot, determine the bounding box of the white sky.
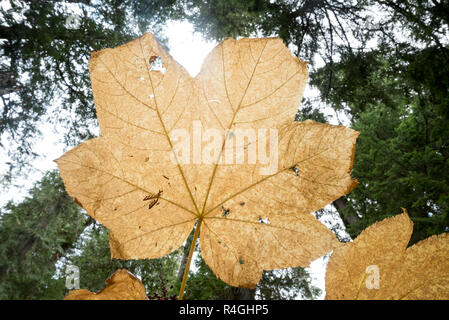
[0,19,342,299]
[164,20,217,77]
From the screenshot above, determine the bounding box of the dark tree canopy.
[0,171,88,299]
[0,0,169,182]
[312,45,449,244]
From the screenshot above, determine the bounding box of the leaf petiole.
[178,218,203,300]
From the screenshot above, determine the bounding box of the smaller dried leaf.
[326,209,449,300]
[64,269,147,300]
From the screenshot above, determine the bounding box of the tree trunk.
[0,70,19,96]
[332,196,360,228]
[234,288,255,300]
[332,196,347,211]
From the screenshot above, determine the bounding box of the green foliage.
[182,0,368,60]
[310,47,407,117]
[376,0,449,49]
[0,171,88,299]
[295,98,329,123]
[177,244,321,300]
[257,267,321,300]
[65,224,181,299]
[312,44,449,244]
[184,0,265,41]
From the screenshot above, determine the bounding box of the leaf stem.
[178,218,202,300]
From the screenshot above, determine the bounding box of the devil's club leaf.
[64,269,147,300]
[326,209,449,300]
[56,33,359,288]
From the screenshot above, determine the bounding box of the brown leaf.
[326,209,449,299]
[64,269,147,300]
[56,33,358,288]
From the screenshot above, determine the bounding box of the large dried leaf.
[326,209,449,299]
[64,269,147,300]
[56,33,359,288]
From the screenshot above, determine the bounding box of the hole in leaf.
[239,202,245,206]
[290,165,300,176]
[258,216,270,224]
[239,257,244,265]
[149,56,166,74]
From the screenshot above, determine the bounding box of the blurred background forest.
[0,0,448,300]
